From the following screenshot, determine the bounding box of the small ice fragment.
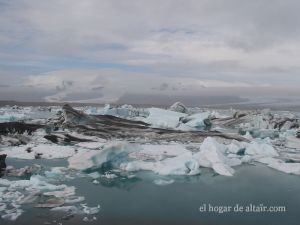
[87,172,101,179]
[65,196,85,204]
[1,208,23,221]
[153,179,174,186]
[92,180,100,184]
[81,204,100,215]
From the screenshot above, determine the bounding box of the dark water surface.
[2,161,300,225]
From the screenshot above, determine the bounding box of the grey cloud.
[91,86,104,91]
[0,84,10,88]
[55,81,73,92]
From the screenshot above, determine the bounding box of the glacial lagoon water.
[2,158,300,225]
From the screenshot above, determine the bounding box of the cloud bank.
[1,0,300,102]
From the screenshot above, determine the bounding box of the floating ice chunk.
[182,112,211,129]
[245,141,279,158]
[122,138,239,176]
[50,203,100,216]
[35,196,65,208]
[212,163,235,176]
[140,108,186,129]
[285,136,300,149]
[90,104,149,118]
[43,186,76,198]
[121,152,200,176]
[130,144,189,161]
[81,204,100,215]
[243,131,253,140]
[92,180,100,184]
[102,173,118,179]
[87,172,101,179]
[226,140,247,155]
[65,196,85,204]
[45,167,68,178]
[51,205,79,213]
[194,137,235,176]
[0,169,79,220]
[153,179,174,186]
[1,208,23,221]
[0,203,6,212]
[255,157,283,165]
[256,157,300,175]
[17,192,40,204]
[68,150,100,170]
[68,142,139,170]
[169,102,188,113]
[268,162,300,175]
[157,153,200,175]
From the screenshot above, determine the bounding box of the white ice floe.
[76,142,105,149]
[50,204,100,215]
[43,186,76,198]
[268,162,300,175]
[0,175,79,221]
[256,157,300,175]
[1,144,77,160]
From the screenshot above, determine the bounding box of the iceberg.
[68,142,140,170]
[121,152,201,176]
[97,104,149,118]
[130,144,190,161]
[181,112,211,129]
[194,137,235,176]
[245,141,279,158]
[169,102,188,113]
[140,108,186,129]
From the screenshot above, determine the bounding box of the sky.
[0,0,300,103]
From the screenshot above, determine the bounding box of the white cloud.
[23,69,274,102]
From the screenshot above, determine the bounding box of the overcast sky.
[0,0,300,102]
